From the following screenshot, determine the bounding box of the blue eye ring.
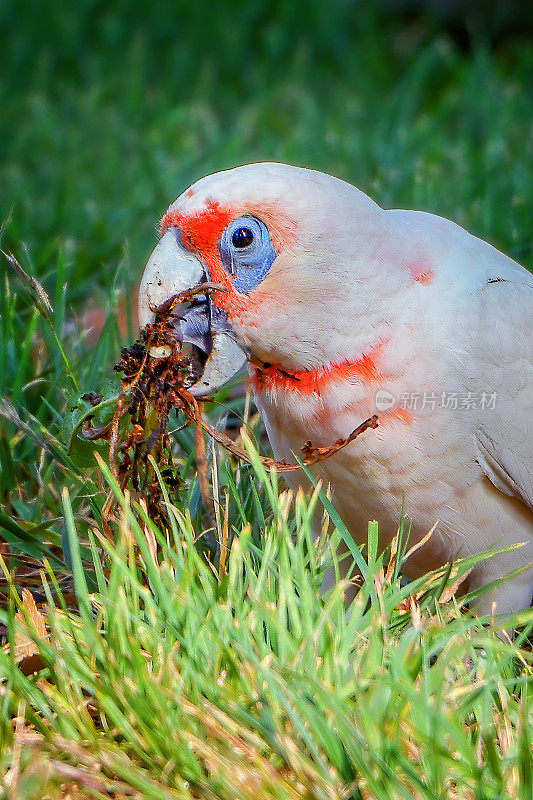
[232,227,254,249]
[219,215,276,293]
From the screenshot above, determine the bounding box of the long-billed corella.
[138,162,533,617]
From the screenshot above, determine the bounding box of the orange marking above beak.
[160,198,294,325]
[160,199,259,320]
[160,198,232,262]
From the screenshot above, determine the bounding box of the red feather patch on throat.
[250,340,389,395]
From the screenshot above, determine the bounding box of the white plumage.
[139,163,533,615]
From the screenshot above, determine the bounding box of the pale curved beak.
[138,229,248,397]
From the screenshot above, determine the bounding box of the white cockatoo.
[138,163,533,616]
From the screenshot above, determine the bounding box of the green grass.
[1,2,532,797]
[1,461,531,799]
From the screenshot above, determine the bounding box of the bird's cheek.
[224,302,297,367]
[214,253,306,363]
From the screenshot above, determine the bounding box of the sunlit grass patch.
[1,452,532,799]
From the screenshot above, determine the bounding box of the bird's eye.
[219,215,276,292]
[231,227,254,249]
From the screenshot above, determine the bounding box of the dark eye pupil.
[232,227,254,248]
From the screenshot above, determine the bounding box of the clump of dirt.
[82,285,378,534]
[115,289,207,414]
[106,288,214,529]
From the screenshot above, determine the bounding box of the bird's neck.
[248,340,387,396]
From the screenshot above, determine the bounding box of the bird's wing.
[464,273,533,510]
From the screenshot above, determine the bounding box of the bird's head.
[138,162,405,397]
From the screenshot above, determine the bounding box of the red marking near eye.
[160,199,255,319]
[187,188,194,198]
[408,260,435,285]
[250,341,388,395]
[160,198,292,323]
[161,198,232,256]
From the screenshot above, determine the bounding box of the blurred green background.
[1,0,533,312]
